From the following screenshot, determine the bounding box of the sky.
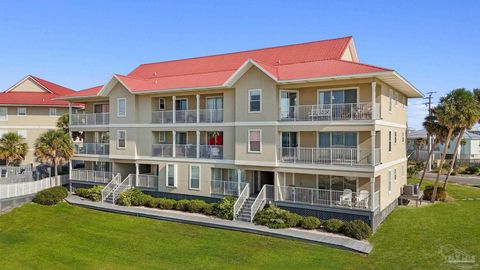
[0,0,479,129]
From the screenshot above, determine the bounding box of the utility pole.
[423,92,436,171]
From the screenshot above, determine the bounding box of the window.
[248,89,262,113]
[394,168,397,181]
[117,98,126,117]
[49,108,57,116]
[318,132,357,148]
[159,131,166,143]
[117,130,126,149]
[176,132,187,144]
[394,131,397,144]
[158,98,165,110]
[17,107,27,116]
[318,88,357,104]
[388,131,392,152]
[402,131,405,143]
[189,165,200,190]
[94,103,109,113]
[389,89,393,112]
[388,170,392,192]
[212,168,236,181]
[395,92,398,106]
[248,129,262,152]
[0,108,7,121]
[166,163,177,187]
[17,130,27,139]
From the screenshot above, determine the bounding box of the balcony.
[280,103,379,121]
[210,180,247,196]
[136,174,159,189]
[74,143,109,155]
[278,147,380,166]
[70,169,114,184]
[151,109,223,124]
[71,113,109,126]
[152,144,223,159]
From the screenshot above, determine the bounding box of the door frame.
[279,89,299,119]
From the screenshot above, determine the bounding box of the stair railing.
[250,185,268,222]
[233,183,249,221]
[101,173,121,202]
[112,174,134,205]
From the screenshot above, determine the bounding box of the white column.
[237,169,242,196]
[371,81,377,119]
[370,177,376,211]
[68,160,73,192]
[172,131,176,157]
[172,96,176,123]
[196,94,200,123]
[135,163,139,187]
[371,130,376,166]
[196,130,200,158]
[274,171,279,201]
[158,164,161,192]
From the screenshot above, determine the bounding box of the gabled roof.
[58,36,423,99]
[0,75,79,107]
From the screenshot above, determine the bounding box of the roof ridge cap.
[135,68,239,79]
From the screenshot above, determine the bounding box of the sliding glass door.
[280,91,298,120]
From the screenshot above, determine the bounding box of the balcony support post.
[196,130,200,158]
[135,163,139,187]
[172,131,176,157]
[371,130,376,166]
[172,96,176,123]
[371,81,377,119]
[370,177,376,211]
[196,94,200,123]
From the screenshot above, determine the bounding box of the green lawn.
[0,181,479,270]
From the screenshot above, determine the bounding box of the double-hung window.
[158,131,166,143]
[17,107,26,116]
[189,165,200,190]
[388,131,392,152]
[248,129,262,153]
[394,131,397,144]
[248,89,262,113]
[0,108,7,121]
[49,108,57,116]
[117,130,126,149]
[117,98,126,117]
[166,163,177,187]
[158,98,166,110]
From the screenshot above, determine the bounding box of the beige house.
[0,75,81,165]
[60,37,423,228]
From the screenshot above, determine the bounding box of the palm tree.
[443,89,480,189]
[431,89,478,201]
[418,114,450,187]
[0,132,28,166]
[56,113,69,133]
[34,129,73,185]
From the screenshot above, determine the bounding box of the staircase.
[103,192,116,204]
[101,174,133,204]
[235,197,255,222]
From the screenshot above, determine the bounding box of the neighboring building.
[408,129,480,160]
[0,75,79,165]
[60,36,423,228]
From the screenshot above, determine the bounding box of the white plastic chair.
[339,189,352,207]
[356,190,370,208]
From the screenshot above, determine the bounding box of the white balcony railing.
[74,143,109,155]
[70,169,114,184]
[210,180,248,196]
[152,144,173,157]
[152,109,223,124]
[279,147,380,166]
[71,113,109,126]
[280,103,380,121]
[175,144,197,158]
[136,174,159,189]
[272,185,377,210]
[199,145,223,159]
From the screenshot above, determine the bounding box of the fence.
[0,177,56,200]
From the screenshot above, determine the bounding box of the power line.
[423,91,436,171]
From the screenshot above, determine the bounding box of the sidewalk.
[65,195,373,254]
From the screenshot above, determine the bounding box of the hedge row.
[32,186,68,206]
[116,188,235,220]
[254,205,372,240]
[75,186,103,202]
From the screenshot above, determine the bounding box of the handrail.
[233,183,249,220]
[112,174,133,205]
[250,185,267,222]
[101,173,120,202]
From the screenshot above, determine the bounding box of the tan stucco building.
[61,37,423,228]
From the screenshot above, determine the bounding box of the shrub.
[323,219,344,233]
[202,203,215,215]
[213,196,235,220]
[340,220,372,240]
[32,186,68,206]
[422,185,447,201]
[117,189,151,206]
[75,186,102,202]
[174,200,189,211]
[301,216,321,230]
[464,165,480,175]
[186,200,209,213]
[146,197,162,208]
[254,205,302,229]
[157,198,175,210]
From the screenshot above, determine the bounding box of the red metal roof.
[0,75,76,106]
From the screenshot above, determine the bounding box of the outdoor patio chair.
[339,189,352,207]
[356,190,370,208]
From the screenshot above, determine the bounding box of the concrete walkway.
[424,172,480,187]
[65,195,372,254]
